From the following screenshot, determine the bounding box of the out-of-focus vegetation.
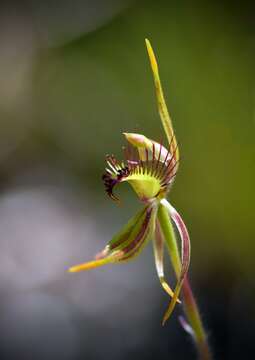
[35,0,254,274]
[0,0,254,359]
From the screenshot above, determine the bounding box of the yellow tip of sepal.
[161,281,181,304]
[161,282,183,325]
[145,38,158,74]
[68,257,115,273]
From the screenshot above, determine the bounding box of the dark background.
[0,0,254,359]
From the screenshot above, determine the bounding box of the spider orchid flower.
[69,39,191,325]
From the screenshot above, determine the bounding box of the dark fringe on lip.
[102,162,130,201]
[102,141,179,201]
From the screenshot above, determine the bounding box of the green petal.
[158,199,191,325]
[153,220,181,302]
[68,205,156,272]
[107,206,147,251]
[118,205,157,262]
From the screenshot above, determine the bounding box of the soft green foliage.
[33,0,255,280]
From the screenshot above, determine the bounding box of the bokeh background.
[0,0,254,359]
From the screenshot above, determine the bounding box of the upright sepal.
[145,39,179,167]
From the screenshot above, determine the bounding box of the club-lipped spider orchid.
[69,40,190,326]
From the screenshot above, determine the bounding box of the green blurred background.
[0,0,254,359]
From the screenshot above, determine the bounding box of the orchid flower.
[69,41,211,358]
[69,39,189,324]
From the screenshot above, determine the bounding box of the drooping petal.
[118,205,157,261]
[68,205,156,272]
[160,199,191,325]
[145,39,179,167]
[107,206,147,251]
[153,220,181,302]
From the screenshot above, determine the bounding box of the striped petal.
[160,199,191,325]
[117,205,157,261]
[153,220,181,302]
[68,205,156,272]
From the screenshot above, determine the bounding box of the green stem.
[158,203,212,360]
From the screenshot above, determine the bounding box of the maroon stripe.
[110,207,147,250]
[163,161,179,184]
[146,148,149,165]
[154,143,162,177]
[170,206,190,279]
[120,208,152,260]
[150,143,156,175]
[158,147,171,179]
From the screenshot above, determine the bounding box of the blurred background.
[0,0,254,359]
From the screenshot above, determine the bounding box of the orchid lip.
[102,140,179,202]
